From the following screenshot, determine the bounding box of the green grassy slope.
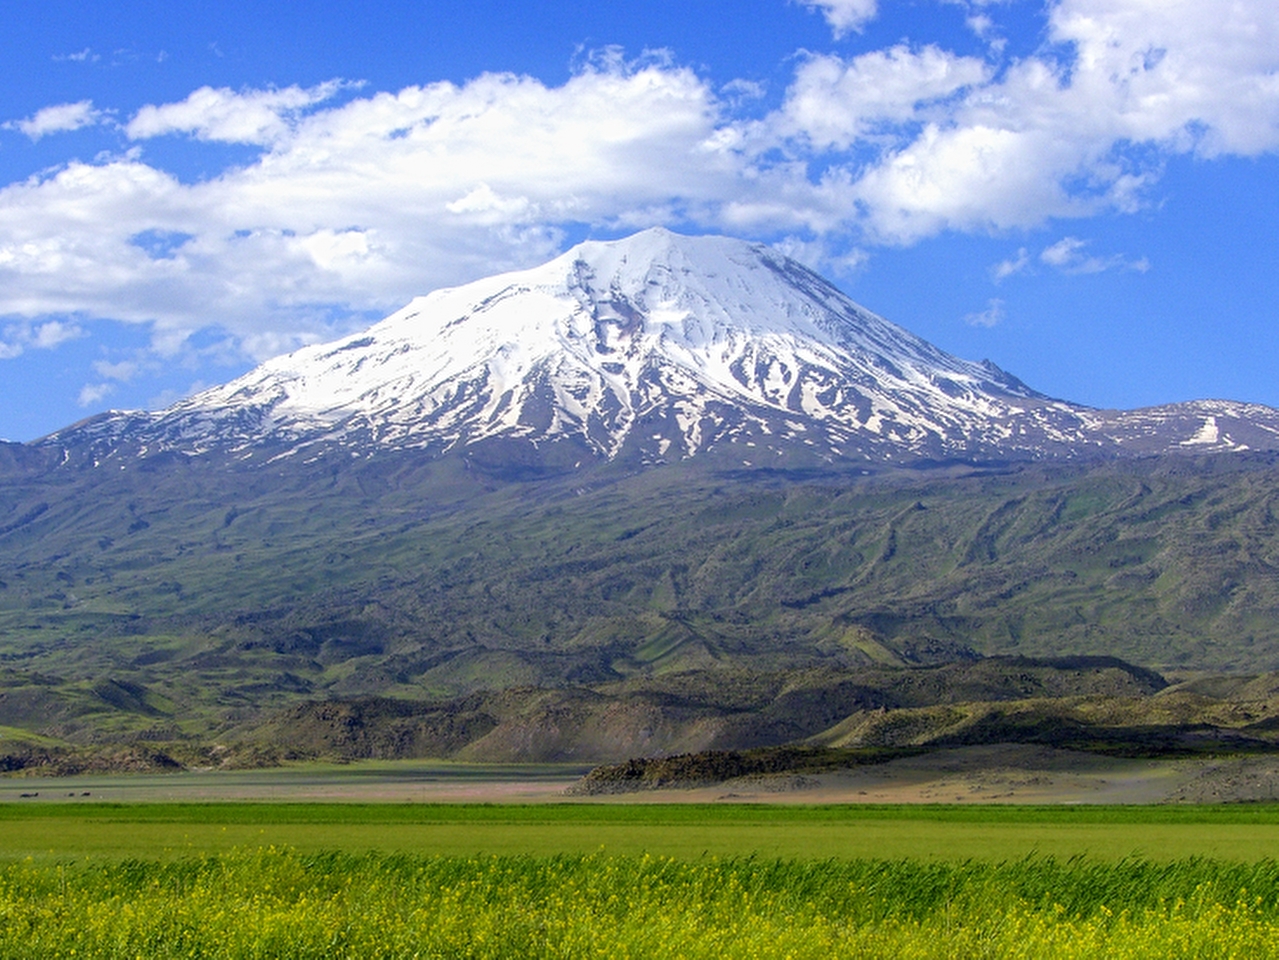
[1,447,1279,750]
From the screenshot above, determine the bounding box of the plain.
[6,800,1279,862]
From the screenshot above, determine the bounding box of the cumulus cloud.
[0,320,86,359]
[5,101,102,140]
[0,58,762,356]
[801,0,879,37]
[0,0,1276,368]
[126,81,348,145]
[1049,0,1279,157]
[777,45,988,150]
[32,320,84,348]
[779,0,1279,242]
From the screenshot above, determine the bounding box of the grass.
[6,804,1279,955]
[5,849,1279,957]
[7,803,1279,862]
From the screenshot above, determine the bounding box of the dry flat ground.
[8,756,1279,863]
[6,746,1279,805]
[0,761,593,804]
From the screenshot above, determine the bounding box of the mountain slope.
[6,229,1279,763]
[44,229,1279,467]
[5,450,1279,764]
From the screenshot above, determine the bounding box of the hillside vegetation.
[1,445,1279,761]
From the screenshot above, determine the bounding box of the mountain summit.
[45,228,1279,467]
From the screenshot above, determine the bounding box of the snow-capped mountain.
[43,228,1279,466]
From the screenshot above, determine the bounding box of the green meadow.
[6,801,1279,861]
[7,803,1279,956]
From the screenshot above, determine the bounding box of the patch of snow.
[1181,416,1221,446]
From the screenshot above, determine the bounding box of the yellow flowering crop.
[1,849,1278,958]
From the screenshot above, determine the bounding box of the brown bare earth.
[689,746,1279,805]
[572,746,1279,805]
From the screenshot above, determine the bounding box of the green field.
[6,801,1279,862]
[6,804,1279,956]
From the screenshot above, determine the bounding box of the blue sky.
[1,0,1277,441]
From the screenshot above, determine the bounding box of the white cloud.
[6,101,101,140]
[77,382,114,406]
[770,235,868,275]
[801,0,879,37]
[778,46,988,150]
[92,359,139,381]
[53,48,99,63]
[849,120,1083,241]
[32,320,84,348]
[0,319,86,359]
[941,0,1014,41]
[445,184,533,222]
[720,78,766,103]
[992,248,1030,282]
[126,81,348,145]
[776,0,1279,242]
[0,0,1276,369]
[1040,237,1149,274]
[0,59,763,356]
[966,14,994,37]
[1040,237,1088,269]
[1049,0,1279,157]
[965,298,1005,327]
